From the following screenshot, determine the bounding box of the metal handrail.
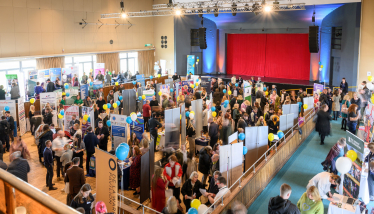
[203,107,317,214]
[118,194,163,214]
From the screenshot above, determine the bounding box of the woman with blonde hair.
[297,186,323,214]
[237,95,244,106]
[162,196,182,214]
[177,91,185,106]
[140,133,149,155]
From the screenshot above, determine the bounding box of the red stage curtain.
[226,34,311,80]
[226,34,267,76]
[264,34,310,80]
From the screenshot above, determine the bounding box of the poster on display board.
[187,55,195,74]
[63,106,79,132]
[90,109,95,130]
[17,97,26,136]
[49,68,62,82]
[136,75,145,87]
[143,89,155,104]
[27,80,38,97]
[363,103,374,143]
[0,100,16,121]
[40,92,58,126]
[313,83,324,95]
[130,118,144,141]
[110,114,128,150]
[80,84,89,100]
[28,70,38,80]
[94,63,105,79]
[81,107,92,137]
[93,81,103,90]
[180,80,194,95]
[343,131,365,199]
[160,84,170,96]
[5,74,17,91]
[200,77,211,95]
[38,69,49,80]
[62,66,79,86]
[243,81,252,102]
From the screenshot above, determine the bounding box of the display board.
[121,89,137,116]
[181,104,186,145]
[17,97,26,136]
[63,106,79,131]
[110,114,128,150]
[164,108,180,149]
[290,104,299,120]
[136,74,146,87]
[40,92,58,126]
[187,55,195,74]
[94,63,105,79]
[180,81,194,95]
[142,89,154,104]
[313,83,324,95]
[38,69,49,80]
[90,109,95,130]
[5,74,17,91]
[62,66,79,86]
[81,107,92,137]
[244,126,269,171]
[49,68,62,82]
[303,97,314,111]
[130,118,144,142]
[282,104,291,115]
[228,132,238,144]
[80,84,89,100]
[287,113,295,130]
[200,77,212,95]
[0,100,16,120]
[95,148,118,213]
[140,150,150,203]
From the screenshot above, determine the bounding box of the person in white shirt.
[52,130,69,181]
[207,176,231,209]
[306,171,341,201]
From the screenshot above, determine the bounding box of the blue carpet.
[247,118,347,214]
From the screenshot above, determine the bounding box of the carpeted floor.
[247,118,347,214]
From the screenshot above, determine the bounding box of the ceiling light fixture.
[175,9,181,15]
[264,5,272,12]
[214,4,219,17]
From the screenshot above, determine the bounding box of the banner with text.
[94,63,105,79]
[130,118,144,141]
[82,107,92,137]
[200,77,212,95]
[63,106,79,132]
[40,92,58,126]
[313,83,324,95]
[110,114,128,150]
[0,100,16,121]
[80,84,89,101]
[49,68,62,82]
[17,97,26,136]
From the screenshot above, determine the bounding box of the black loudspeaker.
[309,26,319,53]
[190,29,199,46]
[199,27,207,49]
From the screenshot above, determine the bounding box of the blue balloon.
[138,96,142,100]
[239,133,245,141]
[318,61,321,65]
[119,96,123,101]
[224,100,229,105]
[150,75,153,79]
[60,110,64,115]
[211,107,216,112]
[4,106,9,111]
[278,131,284,139]
[186,112,190,118]
[66,93,70,97]
[126,117,132,124]
[224,104,228,108]
[107,103,111,109]
[235,83,238,87]
[263,87,267,91]
[106,120,111,127]
[188,208,198,214]
[154,92,156,95]
[196,78,199,82]
[116,144,130,161]
[243,146,248,155]
[223,89,227,94]
[89,82,93,86]
[64,84,69,89]
[116,101,121,106]
[87,117,91,122]
[137,113,141,117]
[170,88,174,92]
[132,81,136,85]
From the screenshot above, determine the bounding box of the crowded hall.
[0,0,373,214]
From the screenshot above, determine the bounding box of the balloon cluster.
[130,112,137,121]
[187,199,208,214]
[116,143,130,161]
[58,110,64,119]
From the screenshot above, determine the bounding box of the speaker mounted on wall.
[199,27,207,49]
[309,26,319,53]
[190,29,199,46]
[161,36,167,49]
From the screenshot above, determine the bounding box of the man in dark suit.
[65,157,85,205]
[5,111,15,145]
[83,126,99,175]
[148,113,163,152]
[43,140,57,190]
[46,79,56,92]
[95,121,110,151]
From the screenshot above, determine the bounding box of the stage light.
[214,6,218,17]
[264,5,272,12]
[175,10,181,15]
[121,12,127,18]
[232,3,237,16]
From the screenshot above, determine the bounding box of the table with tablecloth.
[195,137,210,155]
[119,159,131,191]
[327,194,362,214]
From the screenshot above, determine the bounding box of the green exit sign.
[145,44,152,47]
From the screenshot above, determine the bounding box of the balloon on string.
[190,111,195,115]
[107,103,111,108]
[115,82,119,86]
[346,150,358,162]
[195,82,199,86]
[190,84,195,89]
[211,107,216,112]
[103,104,108,110]
[223,89,227,93]
[58,114,63,119]
[188,208,198,214]
[150,75,153,79]
[368,76,373,82]
[131,113,137,121]
[116,101,121,106]
[66,93,70,97]
[170,88,174,92]
[30,98,35,104]
[189,113,195,119]
[197,204,208,214]
[132,81,136,85]
[235,83,238,87]
[277,131,284,139]
[212,112,217,117]
[224,100,229,105]
[224,104,228,108]
[138,96,142,101]
[62,92,66,96]
[196,78,199,82]
[228,91,232,95]
[303,104,308,110]
[158,91,162,96]
[318,61,321,65]
[60,110,64,115]
[265,91,268,96]
[64,84,69,89]
[4,106,9,111]
[321,65,324,68]
[82,121,87,125]
[113,103,117,108]
[336,157,352,174]
[243,146,248,155]
[87,117,91,122]
[158,74,161,78]
[116,144,130,161]
[126,117,132,124]
[186,111,190,118]
[83,115,89,121]
[191,199,201,210]
[239,133,245,141]
[119,96,123,101]
[142,95,146,99]
[106,120,111,127]
[268,133,274,141]
[180,115,182,120]
[89,82,93,86]
[263,87,267,91]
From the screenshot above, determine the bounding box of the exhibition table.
[327,194,361,214]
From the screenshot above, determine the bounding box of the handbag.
[341,101,348,114]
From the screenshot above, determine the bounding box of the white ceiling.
[173,0,361,6]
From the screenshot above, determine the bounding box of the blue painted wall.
[320,3,361,86]
[174,16,217,75]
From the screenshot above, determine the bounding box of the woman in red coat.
[129,146,142,195]
[151,168,167,212]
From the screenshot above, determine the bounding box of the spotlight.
[175,10,181,15]
[232,3,237,16]
[121,12,127,18]
[264,5,272,12]
[214,5,218,17]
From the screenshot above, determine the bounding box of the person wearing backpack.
[0,116,10,156]
[341,94,351,131]
[5,111,14,148]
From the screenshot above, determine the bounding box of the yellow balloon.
[368,76,373,82]
[113,103,117,108]
[83,115,89,121]
[58,114,63,119]
[103,104,108,110]
[90,69,93,72]
[371,95,374,104]
[320,65,324,68]
[265,91,268,96]
[212,112,217,117]
[158,74,161,78]
[346,150,357,162]
[30,98,35,104]
[115,82,119,86]
[228,91,232,95]
[268,133,274,141]
[62,92,66,96]
[180,115,182,120]
[142,95,146,99]
[190,111,195,115]
[190,84,195,89]
[158,91,162,96]
[303,104,308,110]
[191,199,201,210]
[195,82,199,86]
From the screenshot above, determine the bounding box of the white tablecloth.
[327,194,362,214]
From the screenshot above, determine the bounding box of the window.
[65,55,95,80]
[120,52,138,76]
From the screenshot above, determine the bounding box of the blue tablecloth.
[120,159,131,190]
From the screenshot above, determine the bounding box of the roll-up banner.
[17,97,26,136]
[130,118,144,141]
[0,100,17,121]
[63,106,79,132]
[110,114,128,150]
[40,92,58,126]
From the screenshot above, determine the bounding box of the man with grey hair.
[210,154,220,174]
[52,130,69,180]
[60,144,73,169]
[7,151,30,182]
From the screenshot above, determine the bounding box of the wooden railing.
[0,169,80,214]
[211,109,316,213]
